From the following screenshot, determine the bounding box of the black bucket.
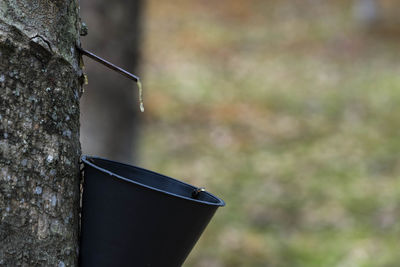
[79,156,225,267]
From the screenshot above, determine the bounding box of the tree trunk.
[80,0,143,163]
[0,1,82,266]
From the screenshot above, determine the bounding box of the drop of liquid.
[136,79,144,112]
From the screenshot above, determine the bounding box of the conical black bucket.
[79,156,225,267]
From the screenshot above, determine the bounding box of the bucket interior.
[84,157,224,206]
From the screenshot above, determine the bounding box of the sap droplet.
[136,80,144,112]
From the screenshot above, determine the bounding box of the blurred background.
[81,0,400,266]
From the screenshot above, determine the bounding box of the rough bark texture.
[80,0,143,163]
[0,1,82,266]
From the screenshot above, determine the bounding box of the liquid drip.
[136,80,144,112]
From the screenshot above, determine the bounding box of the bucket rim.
[81,155,225,207]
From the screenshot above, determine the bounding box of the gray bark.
[0,1,82,266]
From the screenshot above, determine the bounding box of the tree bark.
[0,1,82,266]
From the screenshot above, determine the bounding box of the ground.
[139,1,400,266]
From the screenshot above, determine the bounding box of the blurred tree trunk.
[354,0,400,36]
[0,1,82,266]
[353,0,380,26]
[80,0,143,163]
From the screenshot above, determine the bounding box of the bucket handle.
[191,187,205,199]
